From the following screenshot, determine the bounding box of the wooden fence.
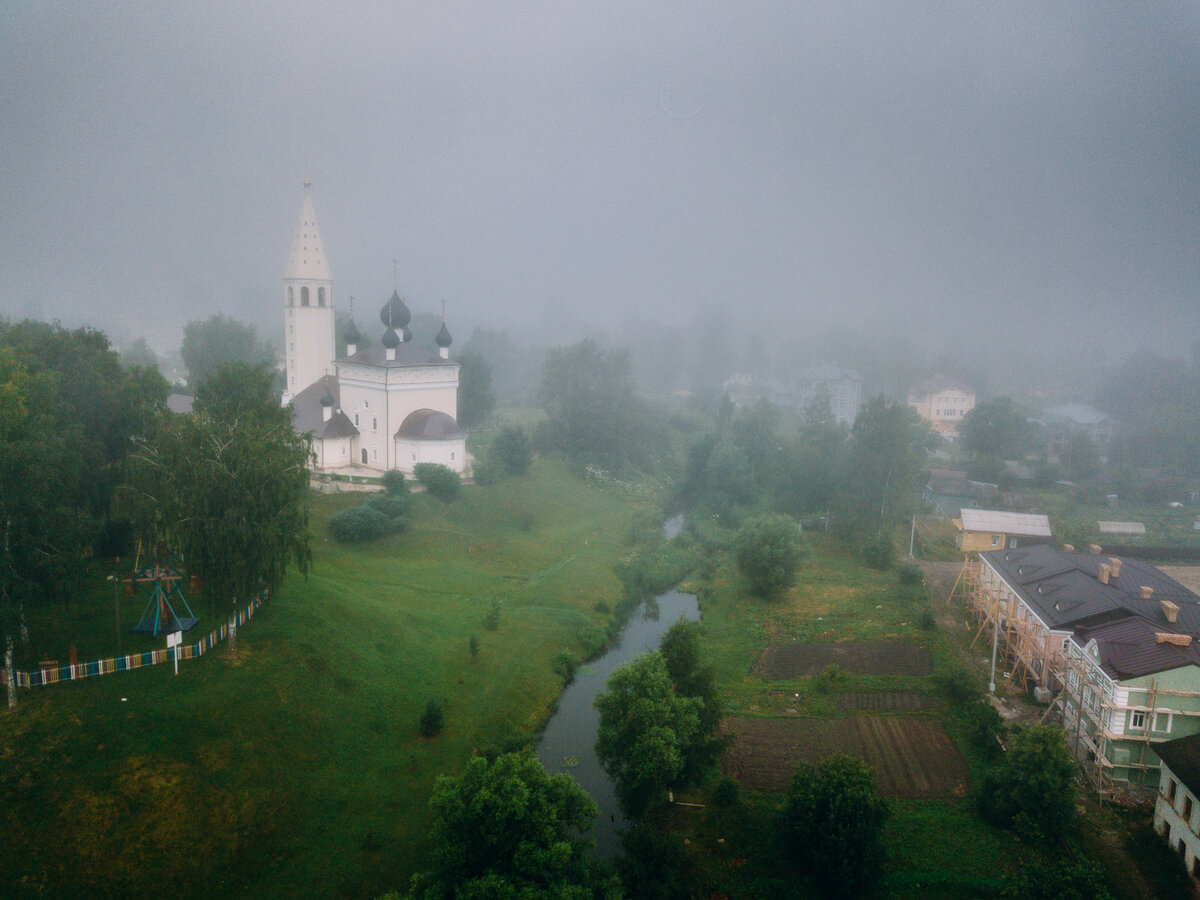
[1,593,264,689]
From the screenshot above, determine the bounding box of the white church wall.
[395,437,466,476]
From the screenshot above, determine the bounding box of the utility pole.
[908,514,916,560]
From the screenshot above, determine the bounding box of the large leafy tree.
[838,395,928,537]
[0,348,89,703]
[658,618,724,783]
[181,314,276,391]
[733,513,804,599]
[978,724,1077,840]
[782,754,890,897]
[538,339,656,473]
[456,350,495,428]
[595,651,702,819]
[960,396,1036,461]
[124,363,311,643]
[0,319,167,519]
[407,752,619,899]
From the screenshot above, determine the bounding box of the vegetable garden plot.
[721,716,968,798]
[753,640,931,679]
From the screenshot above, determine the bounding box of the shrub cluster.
[414,463,461,502]
[327,476,410,543]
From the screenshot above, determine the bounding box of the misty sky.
[2,2,1198,360]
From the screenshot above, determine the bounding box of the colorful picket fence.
[1,593,265,689]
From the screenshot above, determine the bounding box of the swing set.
[129,554,199,636]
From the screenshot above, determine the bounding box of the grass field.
[0,458,644,899]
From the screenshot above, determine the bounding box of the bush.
[937,667,982,705]
[782,754,889,897]
[917,607,936,630]
[861,534,895,569]
[977,724,1076,840]
[897,562,923,585]
[489,425,533,476]
[712,776,741,809]
[733,513,804,599]
[419,700,444,738]
[327,504,393,543]
[379,468,408,495]
[484,598,501,631]
[414,463,461,502]
[814,663,849,694]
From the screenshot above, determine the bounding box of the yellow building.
[954,508,1053,552]
[909,381,975,438]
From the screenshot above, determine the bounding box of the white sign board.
[166,631,182,648]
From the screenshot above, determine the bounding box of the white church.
[281,180,468,477]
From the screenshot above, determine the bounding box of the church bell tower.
[282,179,335,402]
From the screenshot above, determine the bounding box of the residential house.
[788,365,863,425]
[1154,733,1200,879]
[1041,403,1116,452]
[968,544,1200,789]
[954,508,1053,552]
[908,379,975,439]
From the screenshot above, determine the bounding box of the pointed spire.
[285,179,332,281]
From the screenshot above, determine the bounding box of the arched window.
[318,287,326,306]
[372,417,378,432]
[361,449,368,464]
[301,286,310,306]
[288,286,294,304]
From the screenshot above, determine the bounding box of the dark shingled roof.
[1157,733,1200,796]
[291,375,359,439]
[395,408,463,440]
[981,544,1200,680]
[337,343,457,369]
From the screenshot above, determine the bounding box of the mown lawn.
[0,458,641,899]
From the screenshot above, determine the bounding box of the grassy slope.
[0,458,637,899]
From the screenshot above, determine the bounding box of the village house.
[908,379,975,439]
[1154,732,1200,880]
[967,544,1200,790]
[954,508,1053,552]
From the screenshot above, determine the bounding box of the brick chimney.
[1089,544,1103,554]
[1141,586,1155,600]
[1161,599,1178,623]
[1098,563,1111,585]
[1156,631,1190,647]
[1062,544,1075,552]
[1108,557,1122,578]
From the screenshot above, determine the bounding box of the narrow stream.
[536,514,698,857]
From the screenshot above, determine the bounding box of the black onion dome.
[435,321,452,348]
[380,290,412,328]
[343,318,361,344]
[381,326,401,349]
[319,383,335,407]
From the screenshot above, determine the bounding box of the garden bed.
[753,640,931,679]
[721,715,968,798]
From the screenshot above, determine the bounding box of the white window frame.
[1130,710,1146,730]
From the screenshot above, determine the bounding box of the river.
[536,515,698,857]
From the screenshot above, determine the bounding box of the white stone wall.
[395,437,467,476]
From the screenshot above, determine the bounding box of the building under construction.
[962,543,1200,792]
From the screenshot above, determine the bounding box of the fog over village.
[4,4,1200,900]
[3,3,1198,388]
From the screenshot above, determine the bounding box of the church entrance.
[361,449,368,464]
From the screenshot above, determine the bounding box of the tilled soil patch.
[835,692,940,712]
[754,640,931,679]
[721,715,968,798]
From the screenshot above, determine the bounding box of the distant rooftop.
[1098,521,1146,535]
[957,508,1052,537]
